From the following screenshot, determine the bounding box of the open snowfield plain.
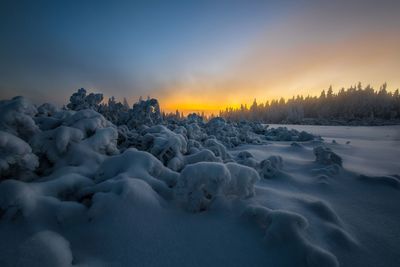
[0,93,399,267]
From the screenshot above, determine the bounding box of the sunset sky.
[1,0,400,114]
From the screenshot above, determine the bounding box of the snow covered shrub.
[0,131,38,180]
[175,162,232,212]
[98,96,130,125]
[265,127,315,142]
[237,122,263,144]
[117,125,140,148]
[63,109,114,137]
[187,139,202,154]
[67,88,103,111]
[187,113,204,124]
[0,96,39,140]
[0,179,36,219]
[175,161,259,212]
[314,146,342,166]
[30,126,84,164]
[95,149,179,199]
[126,98,162,128]
[79,177,163,219]
[205,117,241,147]
[0,175,89,224]
[225,162,260,198]
[298,131,314,141]
[259,155,283,179]
[185,122,207,141]
[82,127,119,155]
[37,102,60,117]
[203,138,232,161]
[265,127,293,141]
[183,149,221,166]
[235,151,259,168]
[141,125,187,170]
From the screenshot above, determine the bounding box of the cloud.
[156,3,400,113]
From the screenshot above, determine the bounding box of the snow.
[0,93,399,267]
[0,131,39,180]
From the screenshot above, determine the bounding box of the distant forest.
[218,83,400,125]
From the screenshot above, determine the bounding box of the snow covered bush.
[203,138,232,161]
[185,121,207,141]
[0,96,39,140]
[265,127,315,142]
[67,88,103,111]
[259,155,283,179]
[37,102,60,117]
[205,117,241,147]
[116,125,140,148]
[30,110,118,177]
[0,131,39,180]
[314,146,342,166]
[140,125,187,171]
[63,109,115,137]
[126,98,162,128]
[79,177,164,221]
[30,126,84,164]
[235,151,259,168]
[175,161,260,212]
[175,162,232,212]
[95,149,179,199]
[225,162,260,198]
[182,149,221,166]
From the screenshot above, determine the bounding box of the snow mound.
[243,205,339,267]
[0,131,39,180]
[16,230,73,267]
[358,174,400,189]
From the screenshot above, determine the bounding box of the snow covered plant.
[175,162,260,212]
[2,89,366,267]
[0,131,39,180]
[0,96,39,141]
[313,146,343,166]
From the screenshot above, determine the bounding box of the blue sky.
[1,0,399,112]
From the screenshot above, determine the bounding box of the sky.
[1,0,400,114]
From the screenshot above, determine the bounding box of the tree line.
[219,83,400,124]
